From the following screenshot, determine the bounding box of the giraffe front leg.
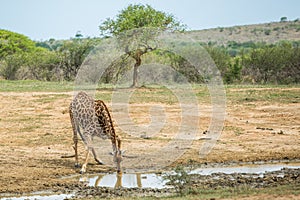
[73,142,80,168]
[114,172,123,188]
[113,136,123,173]
[80,149,90,174]
[70,106,80,168]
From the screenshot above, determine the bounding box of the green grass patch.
[94,183,300,200]
[129,87,178,104]
[17,116,35,122]
[0,80,299,105]
[225,126,244,136]
[226,85,300,104]
[96,85,198,104]
[0,80,74,92]
[32,94,70,103]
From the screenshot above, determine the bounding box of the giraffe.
[69,91,122,173]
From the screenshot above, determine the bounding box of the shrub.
[242,41,300,84]
[264,29,271,35]
[0,53,24,80]
[163,166,195,196]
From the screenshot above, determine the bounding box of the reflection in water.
[80,173,167,189]
[78,162,300,189]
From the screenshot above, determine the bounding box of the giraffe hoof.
[75,163,81,168]
[80,164,87,174]
[95,159,104,165]
[80,167,86,174]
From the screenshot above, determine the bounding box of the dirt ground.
[0,87,299,197]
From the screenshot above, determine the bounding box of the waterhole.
[191,162,300,175]
[2,162,299,200]
[72,161,300,188]
[78,172,168,189]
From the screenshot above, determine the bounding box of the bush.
[163,166,195,196]
[264,29,271,35]
[242,42,300,84]
[204,46,233,83]
[19,49,62,81]
[59,38,98,81]
[0,53,24,80]
[0,49,62,81]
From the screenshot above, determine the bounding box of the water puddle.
[79,172,167,189]
[72,162,300,189]
[0,193,73,200]
[191,162,300,175]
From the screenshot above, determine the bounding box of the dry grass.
[0,81,299,198]
[188,20,300,45]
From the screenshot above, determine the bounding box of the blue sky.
[1,0,299,40]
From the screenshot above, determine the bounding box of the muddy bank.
[190,167,300,189]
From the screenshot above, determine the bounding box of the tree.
[0,30,61,80]
[99,4,186,87]
[0,29,36,59]
[59,38,99,80]
[280,16,288,22]
[36,38,64,51]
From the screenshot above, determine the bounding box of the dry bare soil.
[0,85,299,198]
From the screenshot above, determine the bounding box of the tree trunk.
[131,56,141,88]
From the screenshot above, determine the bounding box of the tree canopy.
[0,29,36,59]
[99,4,185,37]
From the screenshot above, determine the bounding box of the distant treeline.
[1,29,300,84]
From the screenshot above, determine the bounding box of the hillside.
[187,20,300,45]
[32,20,300,47]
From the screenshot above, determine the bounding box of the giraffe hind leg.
[80,135,98,173]
[80,145,104,173]
[91,148,105,165]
